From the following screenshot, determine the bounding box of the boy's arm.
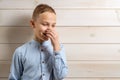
[9,49,23,80]
[52,45,68,80]
[46,29,68,79]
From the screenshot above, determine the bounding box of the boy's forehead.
[37,12,56,22]
[39,12,56,18]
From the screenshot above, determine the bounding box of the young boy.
[9,4,68,80]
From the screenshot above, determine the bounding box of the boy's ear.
[30,19,35,28]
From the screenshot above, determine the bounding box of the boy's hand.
[45,29,60,52]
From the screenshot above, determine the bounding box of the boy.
[9,4,68,80]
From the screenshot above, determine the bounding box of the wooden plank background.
[1,0,120,80]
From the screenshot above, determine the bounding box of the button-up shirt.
[9,39,68,80]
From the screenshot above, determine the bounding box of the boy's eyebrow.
[42,21,56,25]
[53,23,56,24]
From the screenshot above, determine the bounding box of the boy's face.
[30,12,56,42]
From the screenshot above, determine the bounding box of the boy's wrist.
[53,41,60,52]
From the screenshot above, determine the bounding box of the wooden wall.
[1,0,120,80]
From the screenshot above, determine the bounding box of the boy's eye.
[52,25,55,28]
[42,23,47,26]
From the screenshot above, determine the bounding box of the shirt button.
[41,49,44,51]
[43,74,45,76]
[42,61,45,63]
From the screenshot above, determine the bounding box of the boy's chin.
[43,37,49,41]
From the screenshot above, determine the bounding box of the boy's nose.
[47,26,53,30]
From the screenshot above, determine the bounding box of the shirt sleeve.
[52,44,68,80]
[8,48,23,80]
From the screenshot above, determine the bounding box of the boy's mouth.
[43,32,47,36]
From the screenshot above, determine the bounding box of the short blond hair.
[32,4,56,21]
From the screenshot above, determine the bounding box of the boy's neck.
[34,36,44,44]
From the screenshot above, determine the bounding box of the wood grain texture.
[0,27,33,43]
[1,43,120,61]
[0,0,120,9]
[0,10,120,26]
[68,61,120,77]
[1,27,120,43]
[1,61,120,78]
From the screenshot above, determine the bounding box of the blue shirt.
[9,39,68,80]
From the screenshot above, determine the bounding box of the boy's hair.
[32,4,56,21]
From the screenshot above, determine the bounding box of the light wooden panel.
[0,44,21,61]
[68,61,120,77]
[1,44,120,61]
[0,62,10,77]
[65,44,120,60]
[1,61,120,78]
[1,27,120,43]
[0,10,32,27]
[104,78,120,80]
[56,10,120,26]
[1,0,120,9]
[58,27,120,43]
[0,10,120,26]
[0,27,33,43]
[0,0,35,9]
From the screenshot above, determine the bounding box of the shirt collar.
[31,39,51,47]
